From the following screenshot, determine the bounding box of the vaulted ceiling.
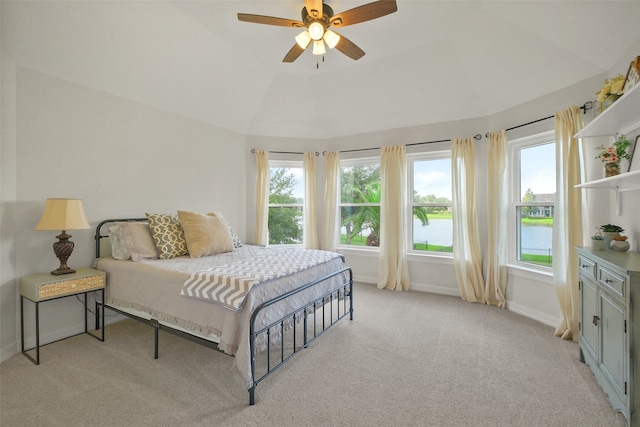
[3,1,640,139]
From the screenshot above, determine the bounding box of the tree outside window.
[269,164,303,245]
[339,160,380,247]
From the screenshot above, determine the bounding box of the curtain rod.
[251,149,319,156]
[323,134,483,155]
[485,101,595,138]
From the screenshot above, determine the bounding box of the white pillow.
[117,221,159,261]
[108,225,131,260]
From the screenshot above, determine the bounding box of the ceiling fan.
[238,0,398,62]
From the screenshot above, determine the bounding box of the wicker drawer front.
[598,266,626,298]
[20,270,105,302]
[578,255,597,280]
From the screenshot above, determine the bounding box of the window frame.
[268,159,304,247]
[407,150,453,257]
[508,130,556,271]
[336,156,381,251]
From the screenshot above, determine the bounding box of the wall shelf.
[575,82,640,139]
[574,81,640,215]
[575,170,640,215]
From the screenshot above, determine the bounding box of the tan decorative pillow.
[146,214,188,259]
[208,212,242,248]
[178,210,234,258]
[117,221,159,261]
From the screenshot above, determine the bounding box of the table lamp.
[35,198,91,275]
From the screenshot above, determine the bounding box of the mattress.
[94,245,347,385]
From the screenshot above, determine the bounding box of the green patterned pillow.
[146,213,188,259]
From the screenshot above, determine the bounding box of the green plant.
[599,224,625,233]
[595,134,631,163]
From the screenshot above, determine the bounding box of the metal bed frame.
[94,218,353,405]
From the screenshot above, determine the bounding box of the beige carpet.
[0,283,626,426]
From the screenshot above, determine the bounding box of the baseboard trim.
[505,301,560,328]
[354,276,559,328]
[1,341,18,363]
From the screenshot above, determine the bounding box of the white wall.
[0,65,248,360]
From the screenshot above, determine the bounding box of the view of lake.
[412,218,553,255]
[343,218,553,255]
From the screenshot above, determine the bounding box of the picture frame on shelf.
[630,135,640,172]
[623,56,640,93]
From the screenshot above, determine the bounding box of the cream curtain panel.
[254,150,269,246]
[452,137,485,303]
[553,106,584,341]
[377,145,410,291]
[322,152,340,251]
[485,130,508,307]
[303,152,319,249]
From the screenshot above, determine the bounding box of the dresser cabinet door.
[580,279,599,361]
[600,292,626,400]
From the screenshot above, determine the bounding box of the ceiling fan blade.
[237,13,304,28]
[283,44,306,63]
[333,33,365,60]
[330,0,397,28]
[304,0,324,19]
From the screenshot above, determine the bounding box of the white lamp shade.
[295,30,312,49]
[323,30,340,49]
[35,198,91,231]
[313,40,326,55]
[308,22,324,41]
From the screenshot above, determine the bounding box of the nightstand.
[20,267,106,365]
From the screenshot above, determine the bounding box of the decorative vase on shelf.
[610,239,630,252]
[604,162,620,178]
[598,94,622,113]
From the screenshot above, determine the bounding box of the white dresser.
[577,247,640,425]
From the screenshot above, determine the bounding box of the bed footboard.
[248,266,353,405]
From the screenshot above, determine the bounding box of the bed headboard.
[95,218,147,258]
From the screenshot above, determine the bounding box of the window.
[338,158,380,248]
[268,161,303,245]
[409,152,453,253]
[510,132,555,268]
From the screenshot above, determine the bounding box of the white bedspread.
[94,246,347,386]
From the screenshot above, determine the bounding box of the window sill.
[336,246,454,264]
[507,263,554,286]
[407,252,453,264]
[336,246,379,258]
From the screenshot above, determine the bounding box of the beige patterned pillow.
[146,213,188,259]
[178,210,234,258]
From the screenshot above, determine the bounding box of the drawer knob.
[605,279,612,284]
[593,315,600,326]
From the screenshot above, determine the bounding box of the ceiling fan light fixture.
[295,30,311,49]
[323,30,340,49]
[308,21,325,40]
[312,39,326,55]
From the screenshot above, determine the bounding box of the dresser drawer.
[598,266,626,298]
[578,255,597,280]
